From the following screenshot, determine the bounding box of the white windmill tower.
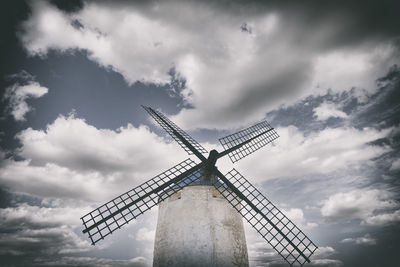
[81,106,317,266]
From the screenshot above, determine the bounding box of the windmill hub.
[204,149,219,181]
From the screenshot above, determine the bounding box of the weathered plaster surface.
[153,185,248,267]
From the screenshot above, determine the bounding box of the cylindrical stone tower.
[153,185,249,267]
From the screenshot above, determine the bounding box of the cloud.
[313,101,348,121]
[16,114,183,174]
[243,219,281,264]
[389,158,400,171]
[233,125,392,180]
[0,114,186,202]
[0,204,92,260]
[19,0,400,130]
[0,199,157,265]
[282,208,317,229]
[0,160,121,201]
[310,259,343,267]
[310,45,398,97]
[0,112,186,265]
[244,244,338,266]
[3,71,48,121]
[320,189,398,223]
[312,246,336,258]
[361,210,400,226]
[134,227,155,243]
[340,234,376,245]
[244,208,330,266]
[308,247,341,267]
[0,203,85,228]
[40,256,149,267]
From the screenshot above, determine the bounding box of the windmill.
[81,106,317,266]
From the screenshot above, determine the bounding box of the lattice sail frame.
[143,106,208,155]
[213,169,317,266]
[81,105,318,265]
[81,159,203,245]
[219,120,279,163]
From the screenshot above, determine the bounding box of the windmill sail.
[81,105,317,266]
[142,106,207,159]
[218,120,279,163]
[214,168,317,266]
[81,159,204,245]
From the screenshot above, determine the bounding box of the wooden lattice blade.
[142,106,207,160]
[218,120,279,163]
[81,159,204,245]
[214,168,317,266]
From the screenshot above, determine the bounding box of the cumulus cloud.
[320,189,398,223]
[18,0,400,130]
[0,112,192,265]
[7,2,400,265]
[134,227,155,243]
[0,114,186,202]
[233,125,392,180]
[361,210,400,226]
[0,203,85,228]
[313,101,348,121]
[3,71,48,121]
[340,234,376,245]
[282,208,317,229]
[16,114,183,174]
[312,246,336,259]
[0,102,394,266]
[310,45,398,96]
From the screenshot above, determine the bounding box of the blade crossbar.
[214,169,309,263]
[81,159,204,245]
[82,162,199,234]
[214,169,317,266]
[143,106,207,160]
[219,120,279,163]
[218,128,275,159]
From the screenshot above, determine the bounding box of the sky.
[0,0,399,266]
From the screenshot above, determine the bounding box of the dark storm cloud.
[40,256,149,267]
[1,1,400,266]
[355,64,400,128]
[168,0,400,128]
[18,0,400,129]
[211,0,400,47]
[246,65,400,266]
[94,0,400,48]
[50,0,83,13]
[281,1,399,48]
[267,65,400,136]
[228,62,312,121]
[0,204,91,266]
